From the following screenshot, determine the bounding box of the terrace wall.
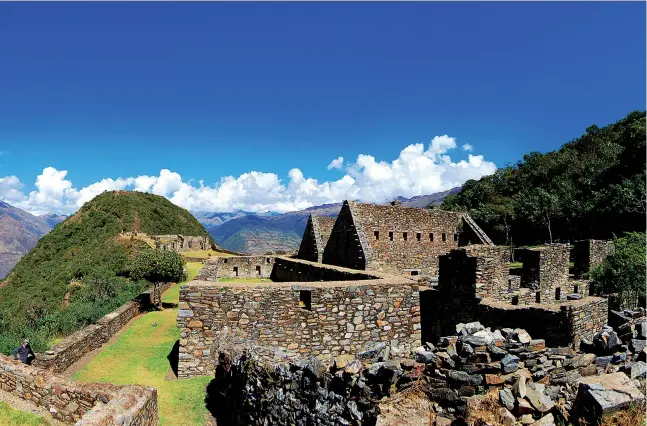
[0,355,157,425]
[34,282,173,374]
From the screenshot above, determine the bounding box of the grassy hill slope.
[0,190,211,354]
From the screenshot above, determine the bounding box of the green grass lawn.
[72,261,211,426]
[0,402,50,426]
[181,250,232,259]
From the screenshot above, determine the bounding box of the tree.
[127,249,186,307]
[590,232,646,309]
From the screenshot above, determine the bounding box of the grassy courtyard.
[72,262,211,426]
[0,402,50,426]
[181,249,233,259]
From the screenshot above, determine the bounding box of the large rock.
[574,372,646,421]
[501,354,520,374]
[514,328,532,344]
[525,382,554,413]
[461,330,493,346]
[592,329,622,354]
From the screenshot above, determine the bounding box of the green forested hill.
[442,111,646,246]
[0,190,211,353]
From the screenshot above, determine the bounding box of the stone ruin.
[297,214,337,263]
[153,234,210,252]
[174,197,636,425]
[316,200,492,277]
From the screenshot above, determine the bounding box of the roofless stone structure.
[321,200,492,276]
[297,214,337,263]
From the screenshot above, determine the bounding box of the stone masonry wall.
[297,215,337,263]
[477,296,608,348]
[177,279,420,378]
[196,256,275,280]
[518,244,570,302]
[270,257,378,282]
[34,282,173,374]
[351,202,465,277]
[297,215,320,263]
[0,355,158,425]
[572,239,614,278]
[154,235,210,252]
[322,201,369,271]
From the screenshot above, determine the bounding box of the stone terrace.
[0,355,157,425]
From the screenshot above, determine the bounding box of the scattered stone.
[512,376,527,398]
[515,329,532,344]
[501,354,520,374]
[630,361,647,379]
[530,413,555,426]
[499,388,515,411]
[575,372,645,421]
[567,293,582,300]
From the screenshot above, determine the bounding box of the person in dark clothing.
[13,339,36,365]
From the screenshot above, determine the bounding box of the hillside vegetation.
[442,111,646,246]
[0,191,211,354]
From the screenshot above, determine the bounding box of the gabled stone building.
[297,215,337,263]
[321,200,492,276]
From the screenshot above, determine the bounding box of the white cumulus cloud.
[462,143,473,152]
[0,135,496,215]
[327,156,344,170]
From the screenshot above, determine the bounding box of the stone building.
[572,239,614,278]
[196,256,275,280]
[422,245,608,347]
[177,257,420,378]
[153,234,210,252]
[297,215,337,263]
[321,200,492,276]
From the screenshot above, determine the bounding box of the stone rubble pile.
[409,321,646,425]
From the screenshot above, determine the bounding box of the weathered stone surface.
[499,388,515,411]
[526,382,554,413]
[501,354,520,374]
[575,372,645,420]
[0,354,158,425]
[530,413,555,426]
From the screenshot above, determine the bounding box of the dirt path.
[0,389,67,426]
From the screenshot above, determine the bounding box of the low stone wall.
[196,256,275,280]
[177,276,419,378]
[478,296,608,347]
[34,282,173,374]
[0,355,157,425]
[270,257,379,282]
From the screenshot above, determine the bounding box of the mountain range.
[0,202,66,278]
[0,187,459,277]
[201,188,461,254]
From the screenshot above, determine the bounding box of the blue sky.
[0,2,644,215]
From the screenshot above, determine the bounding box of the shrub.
[590,232,646,309]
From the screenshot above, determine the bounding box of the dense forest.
[442,111,646,247]
[0,191,210,354]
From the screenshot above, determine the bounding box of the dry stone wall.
[154,235,210,252]
[422,247,608,348]
[197,256,275,280]
[478,297,608,348]
[297,215,337,263]
[34,282,173,373]
[322,201,490,277]
[517,245,570,301]
[0,355,158,425]
[572,239,614,278]
[177,278,420,378]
